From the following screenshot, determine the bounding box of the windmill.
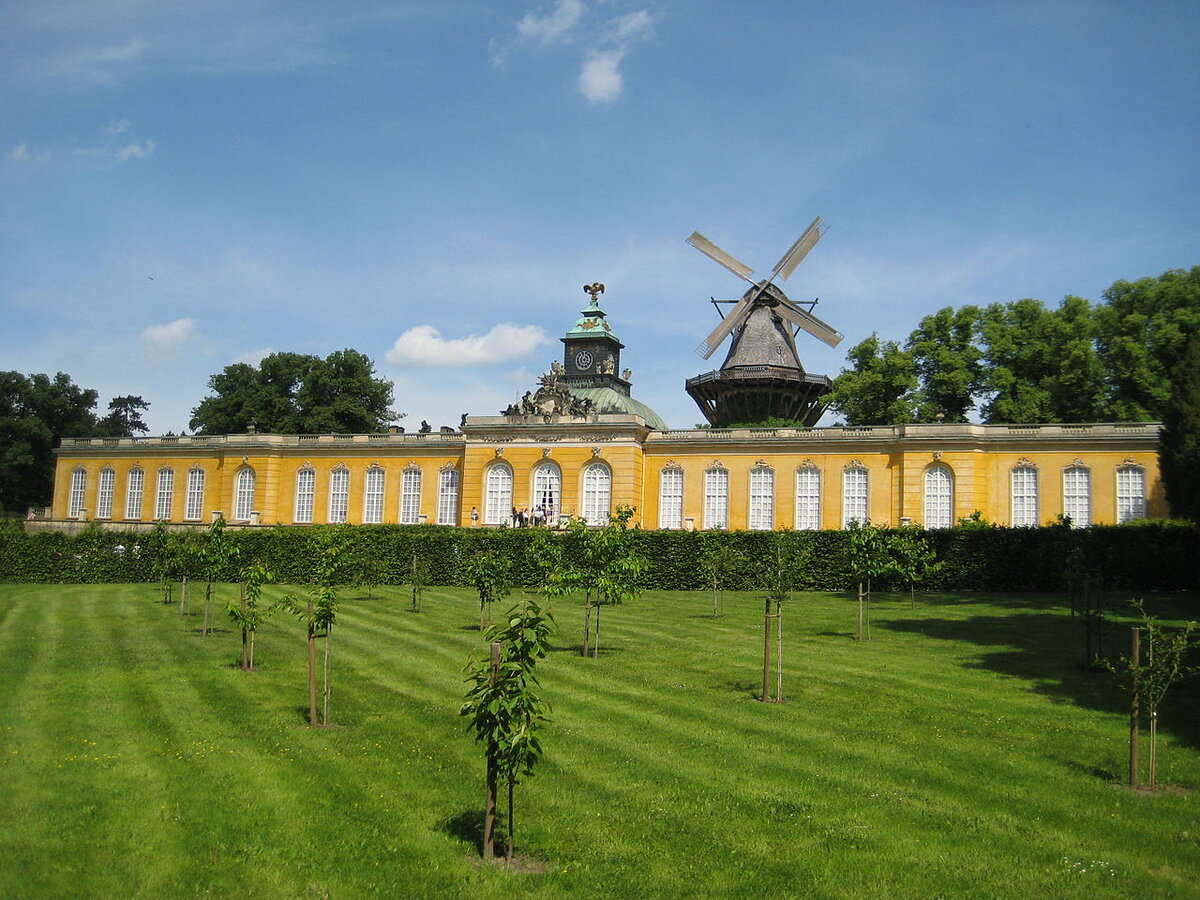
[684,218,845,427]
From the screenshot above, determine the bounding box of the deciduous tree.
[827,334,918,425]
[1158,334,1200,522]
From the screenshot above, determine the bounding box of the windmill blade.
[686,232,755,283]
[774,301,844,348]
[698,295,756,358]
[772,217,828,282]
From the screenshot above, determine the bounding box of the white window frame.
[1011,466,1039,527]
[400,467,422,524]
[659,467,683,530]
[533,463,562,520]
[704,467,729,530]
[923,464,953,529]
[1116,465,1146,524]
[125,468,144,520]
[96,468,115,520]
[154,467,174,521]
[69,468,87,518]
[748,467,775,531]
[234,468,256,522]
[328,467,350,524]
[294,468,315,524]
[842,467,869,528]
[484,463,512,525]
[185,467,205,521]
[582,463,611,525]
[1063,465,1091,528]
[437,468,460,525]
[794,467,821,530]
[363,466,385,524]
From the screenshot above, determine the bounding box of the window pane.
[295,469,315,523]
[795,469,820,530]
[659,468,683,530]
[1063,467,1091,527]
[923,465,953,529]
[438,468,460,525]
[400,469,422,524]
[582,464,611,525]
[842,468,868,527]
[484,465,512,525]
[704,469,728,530]
[155,468,174,521]
[749,468,774,530]
[1116,466,1145,523]
[69,469,87,518]
[1011,467,1038,526]
[234,469,255,521]
[97,469,115,519]
[185,468,205,521]
[363,468,385,524]
[533,463,561,520]
[329,468,350,523]
[125,469,144,520]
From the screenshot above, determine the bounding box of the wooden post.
[582,600,592,657]
[1129,626,1141,789]
[307,599,318,727]
[483,642,500,859]
[762,605,772,702]
[594,602,601,658]
[857,583,865,641]
[776,603,784,703]
[240,582,249,670]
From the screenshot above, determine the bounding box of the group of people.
[511,505,555,528]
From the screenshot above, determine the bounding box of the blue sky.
[3,0,1197,433]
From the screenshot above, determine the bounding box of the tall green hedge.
[2,522,1197,593]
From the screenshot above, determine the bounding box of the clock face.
[574,350,594,371]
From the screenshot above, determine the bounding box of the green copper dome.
[567,385,668,430]
[564,294,619,341]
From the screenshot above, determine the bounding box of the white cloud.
[580,49,626,103]
[115,140,155,161]
[517,0,585,45]
[106,119,132,136]
[10,143,50,163]
[140,318,204,364]
[611,9,653,41]
[386,323,553,369]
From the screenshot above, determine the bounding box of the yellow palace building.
[46,291,1164,532]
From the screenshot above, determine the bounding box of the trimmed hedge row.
[2,522,1197,593]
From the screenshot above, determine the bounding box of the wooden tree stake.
[483,642,500,860]
[1129,626,1141,789]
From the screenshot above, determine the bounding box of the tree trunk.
[506,777,516,861]
[307,599,318,727]
[240,583,249,671]
[249,628,256,671]
[1129,626,1141,789]
[203,582,213,636]
[480,600,486,632]
[712,570,720,618]
[857,582,865,641]
[594,602,601,658]
[776,602,783,703]
[582,596,592,657]
[762,601,772,703]
[179,576,188,616]
[483,643,500,860]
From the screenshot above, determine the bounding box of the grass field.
[0,582,1197,899]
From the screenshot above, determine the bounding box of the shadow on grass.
[438,808,485,854]
[880,602,1200,752]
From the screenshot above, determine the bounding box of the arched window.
[294,467,315,523]
[96,467,115,520]
[185,467,206,521]
[748,466,775,530]
[659,466,683,530]
[1063,465,1091,528]
[704,467,728,530]
[363,466,385,524]
[69,467,87,518]
[924,464,953,529]
[234,467,256,522]
[1116,465,1146,523]
[154,467,174,521]
[533,463,562,519]
[328,466,350,523]
[125,468,145,520]
[1011,465,1038,527]
[582,463,611,525]
[484,463,512,525]
[437,467,460,525]
[794,467,821,530]
[400,466,422,524]
[842,466,868,528]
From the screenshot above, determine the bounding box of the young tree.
[1158,334,1200,522]
[460,596,555,861]
[408,550,429,613]
[704,542,743,618]
[1106,601,1199,789]
[469,548,511,631]
[198,516,239,637]
[891,527,939,608]
[846,521,891,641]
[759,539,796,702]
[286,531,343,726]
[227,561,274,671]
[545,506,645,657]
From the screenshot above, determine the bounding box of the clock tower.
[560,282,631,396]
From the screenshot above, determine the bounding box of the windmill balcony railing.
[686,366,833,385]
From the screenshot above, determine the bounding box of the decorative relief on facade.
[797,459,819,470]
[1069,458,1086,469]
[754,459,771,469]
[932,451,943,461]
[404,461,420,470]
[439,460,458,471]
[1122,457,1142,467]
[494,448,504,458]
[662,459,682,470]
[591,446,602,458]
[707,460,725,471]
[542,447,552,458]
[1016,457,1036,469]
[844,458,864,470]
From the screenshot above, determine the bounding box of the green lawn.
[0,583,1197,899]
